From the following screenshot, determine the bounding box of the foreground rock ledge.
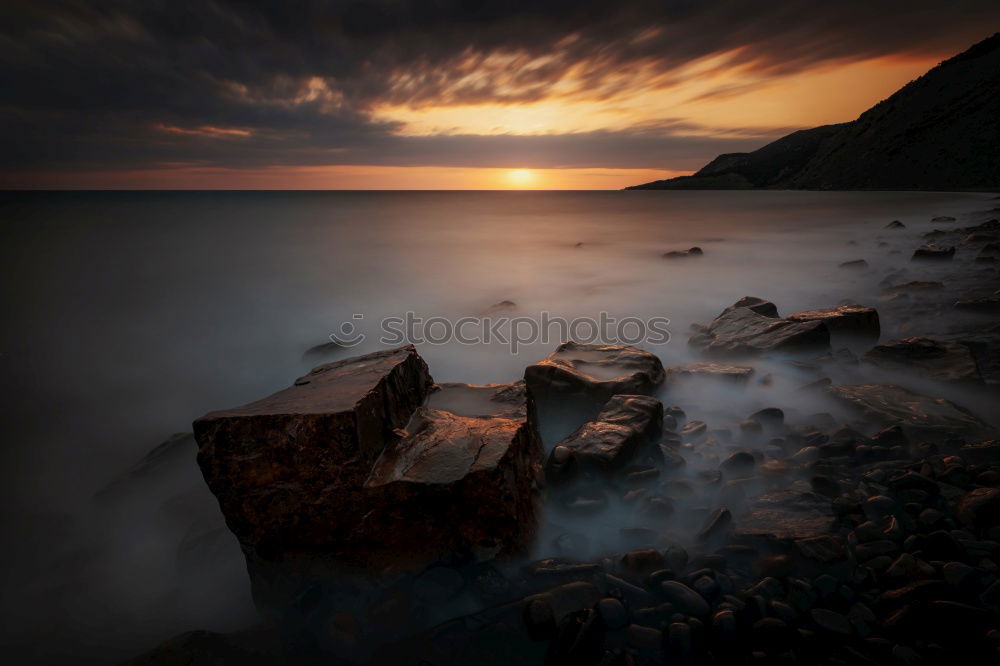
[193,345,542,573]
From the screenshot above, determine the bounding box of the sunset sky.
[2,1,999,190]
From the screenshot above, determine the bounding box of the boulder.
[825,383,992,439]
[864,337,982,383]
[975,241,1000,262]
[786,304,880,343]
[956,488,1000,531]
[911,244,955,261]
[364,405,542,561]
[688,297,830,357]
[195,345,543,574]
[665,361,755,383]
[524,342,665,404]
[428,381,527,421]
[545,394,663,481]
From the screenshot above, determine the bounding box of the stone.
[810,608,852,636]
[839,259,868,269]
[195,346,433,561]
[883,280,943,292]
[679,420,707,439]
[697,508,732,543]
[720,451,756,476]
[749,407,784,429]
[911,244,955,260]
[545,395,662,479]
[885,220,906,229]
[621,548,666,575]
[956,488,1000,531]
[525,341,665,404]
[825,383,992,439]
[955,296,1000,313]
[932,216,957,222]
[659,581,710,617]
[663,246,704,259]
[665,361,755,383]
[689,297,830,357]
[864,337,982,383]
[787,304,880,342]
[524,598,557,639]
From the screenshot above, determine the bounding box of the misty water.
[1,190,996,663]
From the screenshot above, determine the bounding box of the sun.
[506,168,535,187]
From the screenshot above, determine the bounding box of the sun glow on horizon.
[506,168,536,187]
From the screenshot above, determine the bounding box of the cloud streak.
[1,1,998,179]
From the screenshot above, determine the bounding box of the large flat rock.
[524,341,665,402]
[864,337,982,383]
[787,304,880,343]
[826,383,993,439]
[689,297,830,357]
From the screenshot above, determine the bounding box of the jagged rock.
[545,394,662,481]
[525,341,665,405]
[689,297,830,357]
[825,383,992,439]
[864,337,982,383]
[912,244,955,260]
[195,345,542,576]
[787,304,880,342]
[665,361,755,383]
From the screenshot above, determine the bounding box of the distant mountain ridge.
[627,33,1000,191]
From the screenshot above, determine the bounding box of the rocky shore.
[127,206,1000,666]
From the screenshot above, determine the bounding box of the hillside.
[627,33,1000,191]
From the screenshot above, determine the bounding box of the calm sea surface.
[0,189,993,662]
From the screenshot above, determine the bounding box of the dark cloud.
[1,1,998,177]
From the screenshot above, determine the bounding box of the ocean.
[0,189,995,663]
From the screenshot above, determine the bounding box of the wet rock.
[787,304,880,342]
[698,508,732,543]
[825,383,992,439]
[749,407,784,429]
[689,296,830,357]
[524,598,557,639]
[912,244,955,261]
[659,581,710,617]
[955,296,1000,313]
[810,608,852,636]
[598,598,629,631]
[546,395,662,479]
[663,246,704,259]
[720,451,756,476]
[525,341,665,406]
[956,488,1000,531]
[621,548,666,576]
[864,337,982,383]
[665,361,755,383]
[679,420,707,439]
[364,403,543,560]
[839,259,869,269]
[195,345,443,568]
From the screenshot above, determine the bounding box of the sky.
[2,1,999,190]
